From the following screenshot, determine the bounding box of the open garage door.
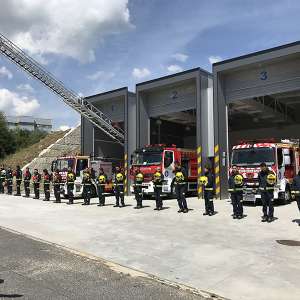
[213,41,300,199]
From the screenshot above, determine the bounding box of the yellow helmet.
[98,175,106,183]
[267,173,276,186]
[136,173,143,181]
[199,176,208,186]
[175,172,184,182]
[234,174,243,186]
[68,173,74,180]
[116,173,124,182]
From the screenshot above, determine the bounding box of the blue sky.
[0,0,300,130]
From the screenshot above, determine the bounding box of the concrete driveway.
[0,194,299,300]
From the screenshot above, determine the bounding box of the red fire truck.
[51,155,114,198]
[130,144,197,196]
[230,139,300,204]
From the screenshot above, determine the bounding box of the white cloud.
[208,55,222,64]
[87,71,115,81]
[167,64,183,73]
[0,88,40,116]
[0,66,13,79]
[58,125,71,131]
[0,0,132,63]
[172,53,188,62]
[17,83,35,93]
[132,68,151,79]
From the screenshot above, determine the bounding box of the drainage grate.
[276,240,300,246]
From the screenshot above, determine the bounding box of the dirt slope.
[0,130,69,169]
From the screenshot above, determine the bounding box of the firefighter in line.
[0,167,6,194]
[291,170,300,226]
[32,169,41,199]
[113,166,125,207]
[201,165,215,216]
[14,165,22,196]
[152,167,164,211]
[66,166,75,205]
[43,169,51,201]
[6,167,13,195]
[52,169,62,203]
[133,167,144,209]
[172,162,188,213]
[23,167,31,197]
[258,162,276,223]
[82,168,92,205]
[96,168,107,207]
[228,165,244,219]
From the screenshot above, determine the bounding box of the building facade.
[6,116,52,132]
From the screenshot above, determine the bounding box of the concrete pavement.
[0,194,299,300]
[0,227,211,300]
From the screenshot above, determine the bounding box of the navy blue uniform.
[15,168,22,196]
[23,170,31,197]
[203,171,215,215]
[228,174,244,218]
[114,172,125,207]
[32,172,41,199]
[133,172,144,208]
[172,167,188,212]
[0,169,6,194]
[258,170,275,220]
[291,174,300,213]
[67,171,75,204]
[153,171,164,210]
[6,169,13,195]
[97,173,107,206]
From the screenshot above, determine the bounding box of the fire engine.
[51,155,114,198]
[130,144,197,196]
[230,139,300,204]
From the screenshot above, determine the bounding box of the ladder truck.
[0,33,125,198]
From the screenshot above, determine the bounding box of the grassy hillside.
[0,130,69,169]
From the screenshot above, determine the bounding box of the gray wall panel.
[145,81,196,117]
[224,56,300,103]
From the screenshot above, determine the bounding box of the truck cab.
[130,144,197,196]
[230,139,300,203]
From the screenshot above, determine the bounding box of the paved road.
[0,194,299,300]
[0,227,218,300]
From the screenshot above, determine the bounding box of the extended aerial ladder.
[0,33,124,145]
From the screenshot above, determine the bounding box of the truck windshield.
[232,147,275,166]
[56,159,75,172]
[132,151,162,165]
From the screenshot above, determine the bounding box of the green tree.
[0,112,16,159]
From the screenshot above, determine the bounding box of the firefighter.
[152,167,164,211]
[23,167,31,197]
[228,165,244,219]
[96,168,107,206]
[43,169,51,201]
[6,167,13,195]
[52,169,62,203]
[133,167,144,209]
[291,170,300,226]
[202,165,215,216]
[0,167,6,194]
[113,167,125,207]
[66,166,75,204]
[32,169,41,199]
[14,165,22,196]
[258,162,276,223]
[82,169,92,205]
[172,162,188,213]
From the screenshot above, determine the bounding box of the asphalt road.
[0,227,216,300]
